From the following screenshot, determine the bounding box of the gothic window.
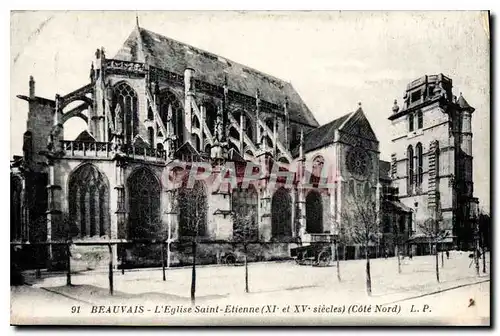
[178,181,208,237]
[232,185,258,241]
[407,145,414,195]
[312,155,325,177]
[127,168,161,239]
[112,82,139,145]
[348,179,356,197]
[408,113,414,132]
[69,164,110,238]
[417,110,423,129]
[148,127,154,148]
[364,182,371,199]
[306,190,323,234]
[203,102,217,136]
[416,142,423,189]
[290,124,299,148]
[271,187,292,239]
[159,90,184,146]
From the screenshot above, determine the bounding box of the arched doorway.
[127,168,161,239]
[68,164,110,238]
[178,181,208,238]
[271,188,292,239]
[306,190,323,233]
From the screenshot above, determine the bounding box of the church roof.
[114,27,319,127]
[457,93,475,113]
[299,111,353,154]
[292,106,378,156]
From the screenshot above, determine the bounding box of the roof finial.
[136,13,140,28]
[358,102,362,107]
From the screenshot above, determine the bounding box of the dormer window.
[411,90,421,103]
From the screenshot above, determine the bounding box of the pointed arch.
[127,167,161,239]
[271,187,292,239]
[203,101,217,136]
[416,142,423,188]
[178,180,208,237]
[68,164,110,238]
[232,184,258,240]
[112,81,139,145]
[306,190,323,234]
[159,90,184,146]
[407,145,414,195]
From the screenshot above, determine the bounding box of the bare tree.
[478,211,490,274]
[177,181,208,305]
[417,218,448,282]
[325,212,344,282]
[231,208,258,293]
[391,216,404,274]
[342,194,379,296]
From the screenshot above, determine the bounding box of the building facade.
[389,74,477,251]
[12,24,416,268]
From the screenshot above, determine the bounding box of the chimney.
[29,76,35,99]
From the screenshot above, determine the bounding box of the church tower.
[388,74,476,250]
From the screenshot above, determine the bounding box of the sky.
[10,11,490,210]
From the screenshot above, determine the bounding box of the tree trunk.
[474,235,480,276]
[396,244,401,274]
[191,241,197,305]
[434,242,440,283]
[66,243,71,286]
[343,245,347,261]
[161,243,166,281]
[482,246,486,274]
[336,241,341,282]
[244,244,249,293]
[365,244,372,296]
[441,249,444,268]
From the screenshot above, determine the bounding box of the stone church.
[389,74,478,252]
[11,23,418,268]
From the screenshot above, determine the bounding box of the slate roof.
[292,111,354,156]
[114,27,319,127]
[457,93,475,113]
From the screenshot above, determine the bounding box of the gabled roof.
[114,27,319,127]
[74,130,96,142]
[298,112,353,155]
[292,107,377,156]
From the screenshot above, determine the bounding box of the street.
[11,251,490,325]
